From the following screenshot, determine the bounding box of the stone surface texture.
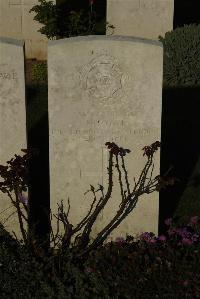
[0,37,27,238]
[107,0,174,39]
[48,35,163,243]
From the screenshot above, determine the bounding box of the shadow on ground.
[159,86,200,233]
[26,83,50,246]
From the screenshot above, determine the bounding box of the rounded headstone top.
[48,35,162,48]
[0,36,24,47]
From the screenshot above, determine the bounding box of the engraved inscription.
[0,64,18,99]
[80,54,124,100]
[0,71,17,80]
[51,126,159,144]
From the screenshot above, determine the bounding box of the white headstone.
[48,36,163,243]
[0,0,56,59]
[107,0,174,39]
[0,37,27,238]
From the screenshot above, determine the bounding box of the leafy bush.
[32,61,47,83]
[79,216,200,298]
[2,141,190,297]
[0,224,63,298]
[159,24,200,87]
[29,0,106,39]
[1,217,200,298]
[29,0,57,39]
[0,142,166,254]
[0,141,177,297]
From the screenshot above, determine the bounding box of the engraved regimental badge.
[80,54,125,101]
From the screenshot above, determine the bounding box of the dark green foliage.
[0,224,47,298]
[29,0,58,39]
[1,220,200,298]
[82,239,200,298]
[159,24,200,87]
[29,0,106,39]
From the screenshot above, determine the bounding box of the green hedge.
[159,24,200,87]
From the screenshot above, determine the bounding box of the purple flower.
[189,216,199,225]
[164,218,172,226]
[149,239,157,244]
[167,228,176,236]
[182,238,193,246]
[18,192,28,206]
[115,237,126,244]
[140,232,155,238]
[140,232,150,240]
[182,280,189,286]
[157,235,167,242]
[178,279,189,287]
[140,232,156,243]
[176,227,191,238]
[167,227,193,240]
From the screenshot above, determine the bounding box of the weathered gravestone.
[48,36,163,243]
[0,37,27,238]
[107,0,174,40]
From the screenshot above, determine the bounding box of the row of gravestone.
[0,35,163,243]
[0,0,173,59]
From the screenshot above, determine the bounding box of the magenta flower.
[189,216,199,225]
[182,280,189,286]
[167,228,176,236]
[178,279,189,287]
[149,239,157,244]
[115,237,126,244]
[175,227,191,238]
[164,218,172,226]
[167,227,192,240]
[140,232,156,243]
[182,238,193,246]
[18,192,28,206]
[140,232,150,241]
[157,235,167,242]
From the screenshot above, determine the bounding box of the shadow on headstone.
[159,86,200,234]
[26,83,50,248]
